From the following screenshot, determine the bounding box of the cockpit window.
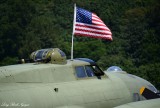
[75,66,87,78]
[75,65,104,78]
[85,66,95,77]
[92,65,104,76]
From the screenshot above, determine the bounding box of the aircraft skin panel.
[0,85,55,108]
[0,78,151,108]
[0,60,89,83]
[0,74,136,108]
[107,72,154,101]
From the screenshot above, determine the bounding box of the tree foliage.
[0,0,159,89]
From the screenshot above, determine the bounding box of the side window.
[75,65,103,78]
[92,65,104,76]
[85,66,95,77]
[75,66,87,78]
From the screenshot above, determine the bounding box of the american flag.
[74,7,112,40]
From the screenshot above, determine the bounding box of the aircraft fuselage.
[0,59,156,108]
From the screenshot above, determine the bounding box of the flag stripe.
[92,14,105,24]
[92,21,106,26]
[74,31,112,37]
[74,30,111,36]
[75,32,112,40]
[92,14,101,20]
[75,23,110,31]
[92,14,103,22]
[75,27,112,35]
[92,18,104,23]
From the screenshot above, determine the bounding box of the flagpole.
[71,3,76,60]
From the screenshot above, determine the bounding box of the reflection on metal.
[106,66,123,72]
[30,48,67,64]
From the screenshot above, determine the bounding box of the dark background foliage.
[0,0,159,89]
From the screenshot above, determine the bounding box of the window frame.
[75,64,104,79]
[85,65,95,77]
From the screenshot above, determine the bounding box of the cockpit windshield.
[75,65,104,78]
